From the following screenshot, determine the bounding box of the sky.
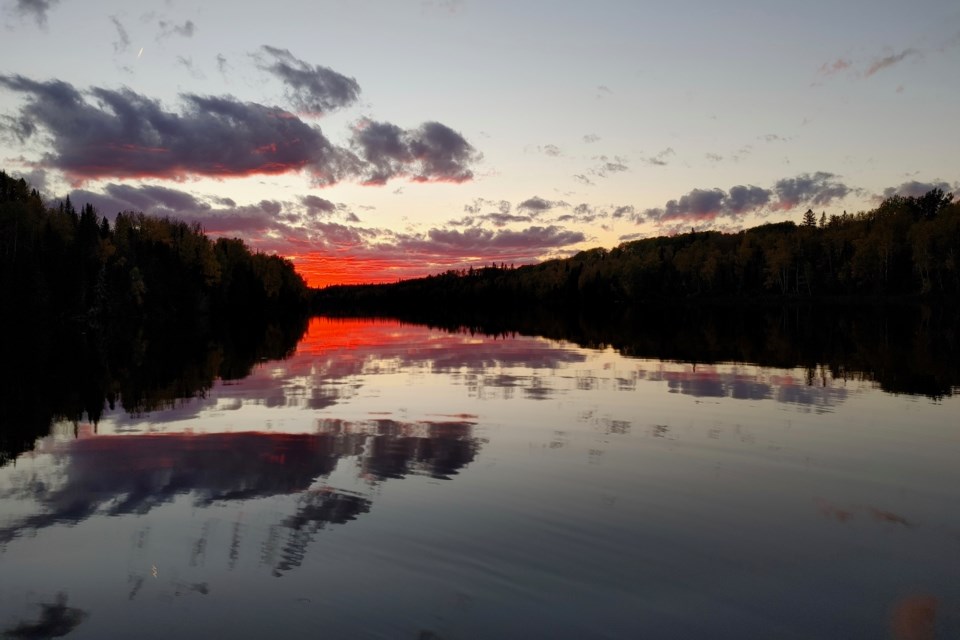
[1,0,958,287]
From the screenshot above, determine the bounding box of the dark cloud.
[865,48,919,76]
[881,180,954,199]
[640,173,851,225]
[582,133,600,143]
[611,205,634,219]
[0,75,355,183]
[157,19,196,39]
[422,226,585,253]
[350,119,480,185]
[256,46,361,115]
[642,184,770,223]
[65,183,367,244]
[772,172,850,209]
[645,188,726,223]
[216,54,229,75]
[105,183,207,212]
[12,0,60,27]
[109,15,130,53]
[726,184,771,214]
[573,174,594,186]
[517,196,554,213]
[300,194,337,216]
[705,152,723,163]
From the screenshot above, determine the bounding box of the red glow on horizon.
[289,253,443,288]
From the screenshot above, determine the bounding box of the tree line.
[1,170,308,331]
[315,188,959,312]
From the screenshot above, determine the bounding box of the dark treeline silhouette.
[315,189,959,311]
[1,169,313,464]
[0,170,308,331]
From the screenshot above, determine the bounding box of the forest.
[314,188,959,313]
[0,170,308,333]
[1,169,312,462]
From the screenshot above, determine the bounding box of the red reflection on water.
[293,316,433,355]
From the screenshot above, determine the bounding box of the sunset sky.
[1,0,958,286]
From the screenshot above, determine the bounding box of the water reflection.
[0,417,480,561]
[2,593,88,640]
[0,316,957,638]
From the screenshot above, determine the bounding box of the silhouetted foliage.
[1,170,309,330]
[0,169,312,463]
[315,189,959,313]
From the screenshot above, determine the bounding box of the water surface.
[1,317,958,639]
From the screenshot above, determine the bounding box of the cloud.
[176,56,203,79]
[479,213,533,227]
[573,174,594,186]
[216,54,229,75]
[705,152,723,163]
[590,155,629,178]
[611,205,634,219]
[517,196,554,213]
[11,0,60,27]
[290,221,589,285]
[540,144,561,157]
[456,199,527,227]
[865,48,920,76]
[412,225,585,256]
[157,19,196,40]
[463,197,510,215]
[772,172,850,209]
[818,58,851,76]
[66,182,368,246]
[726,185,772,214]
[645,188,727,223]
[644,147,674,166]
[0,75,359,184]
[300,194,337,216]
[582,133,600,143]
[255,46,361,115]
[639,173,853,226]
[68,184,205,221]
[641,183,773,225]
[350,119,480,185]
[109,16,131,54]
[881,180,954,199]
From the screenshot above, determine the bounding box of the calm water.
[1,317,958,639]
